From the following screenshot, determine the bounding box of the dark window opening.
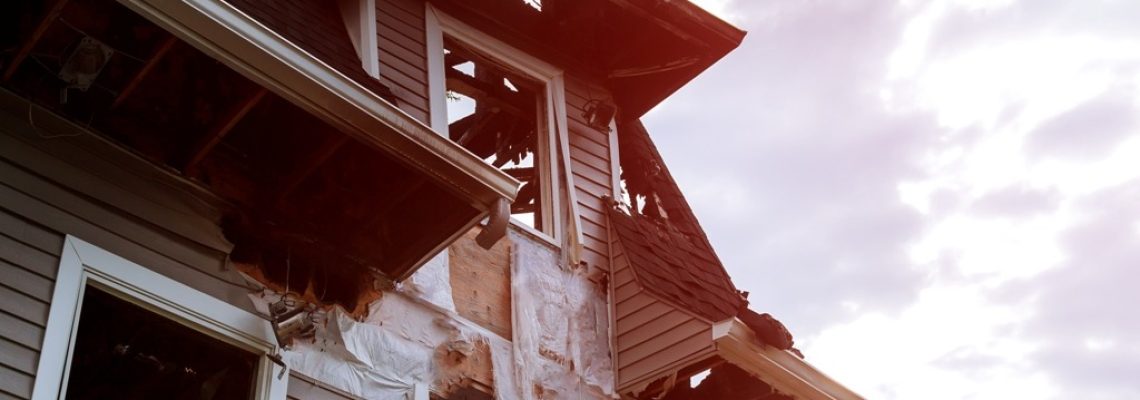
[444,36,547,232]
[65,287,258,399]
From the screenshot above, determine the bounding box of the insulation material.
[248,289,492,400]
[510,230,615,399]
[403,250,457,312]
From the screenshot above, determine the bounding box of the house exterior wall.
[377,0,431,122]
[0,96,253,399]
[0,1,623,397]
[611,233,715,391]
[564,76,617,270]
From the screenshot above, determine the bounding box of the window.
[426,5,569,242]
[34,237,286,400]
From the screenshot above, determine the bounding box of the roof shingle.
[609,206,745,322]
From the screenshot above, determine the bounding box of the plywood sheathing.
[449,228,513,338]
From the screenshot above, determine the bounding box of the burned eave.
[0,0,519,308]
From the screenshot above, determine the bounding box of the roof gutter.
[712,318,865,400]
[116,0,519,213]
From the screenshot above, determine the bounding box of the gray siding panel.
[0,207,56,400]
[0,95,253,399]
[0,259,52,302]
[0,285,47,328]
[0,338,37,375]
[0,229,58,280]
[0,312,43,351]
[0,364,32,400]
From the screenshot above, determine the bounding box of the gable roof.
[609,206,745,321]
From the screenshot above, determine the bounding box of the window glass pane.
[66,287,258,399]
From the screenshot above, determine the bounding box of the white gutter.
[116,0,519,211]
[712,319,864,400]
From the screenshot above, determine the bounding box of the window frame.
[32,236,287,400]
[425,4,568,245]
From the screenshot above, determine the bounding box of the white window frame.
[425,4,569,245]
[32,236,287,400]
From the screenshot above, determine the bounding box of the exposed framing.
[33,236,287,400]
[426,3,571,244]
[114,0,520,278]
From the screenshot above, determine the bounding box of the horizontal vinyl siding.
[565,76,615,270]
[0,107,254,398]
[0,210,57,400]
[377,0,430,123]
[611,239,715,390]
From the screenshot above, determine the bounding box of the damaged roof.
[609,206,745,322]
[612,119,800,350]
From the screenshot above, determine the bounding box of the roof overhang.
[116,0,519,280]
[712,318,864,400]
[427,0,745,119]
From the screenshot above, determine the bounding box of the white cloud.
[804,284,1052,400]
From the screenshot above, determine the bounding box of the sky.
[642,0,1140,399]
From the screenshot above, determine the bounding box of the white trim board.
[425,4,585,258]
[32,236,287,400]
[712,318,864,400]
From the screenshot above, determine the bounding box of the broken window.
[65,287,258,399]
[443,36,551,234]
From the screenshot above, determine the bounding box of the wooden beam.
[112,36,178,109]
[2,0,70,82]
[273,134,350,203]
[445,69,530,117]
[184,87,268,173]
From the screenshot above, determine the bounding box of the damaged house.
[0,0,861,399]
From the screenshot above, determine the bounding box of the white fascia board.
[713,318,865,400]
[117,0,519,210]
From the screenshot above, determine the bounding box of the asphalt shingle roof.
[609,206,745,322]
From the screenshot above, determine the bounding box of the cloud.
[1010,180,1140,398]
[1027,87,1139,160]
[643,0,1140,398]
[644,0,933,334]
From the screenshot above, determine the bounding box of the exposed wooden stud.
[112,36,177,109]
[2,0,70,82]
[184,87,268,173]
[273,135,350,203]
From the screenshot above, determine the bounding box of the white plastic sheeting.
[510,230,615,399]
[246,229,613,399]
